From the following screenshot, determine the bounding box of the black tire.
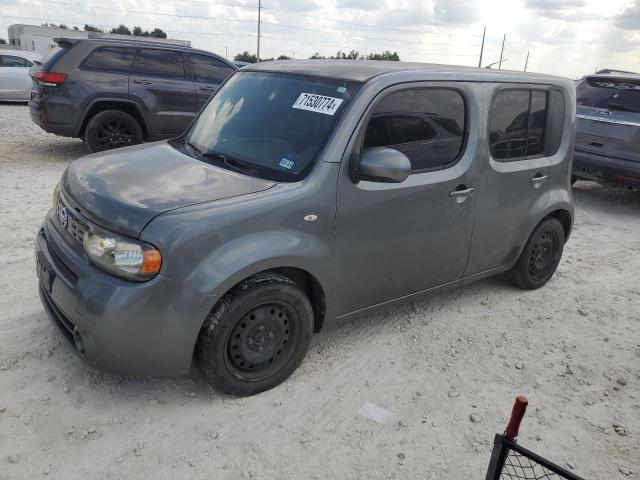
[196,272,314,396]
[84,109,143,153]
[571,175,578,185]
[508,217,565,290]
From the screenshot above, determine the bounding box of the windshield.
[577,77,640,113]
[183,71,362,181]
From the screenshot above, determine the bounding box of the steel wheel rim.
[224,301,299,381]
[528,230,558,281]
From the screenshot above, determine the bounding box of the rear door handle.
[133,80,152,85]
[449,187,475,203]
[200,86,217,92]
[530,174,548,188]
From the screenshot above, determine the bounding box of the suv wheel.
[507,217,565,290]
[196,272,314,396]
[85,110,143,153]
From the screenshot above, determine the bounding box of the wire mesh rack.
[485,397,586,480]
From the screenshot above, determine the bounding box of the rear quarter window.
[81,46,136,74]
[489,88,565,161]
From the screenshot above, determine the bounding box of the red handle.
[505,396,528,439]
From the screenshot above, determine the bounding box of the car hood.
[61,141,276,237]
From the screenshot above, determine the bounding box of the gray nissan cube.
[35,61,576,395]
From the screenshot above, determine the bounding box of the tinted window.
[1,55,30,67]
[527,91,547,157]
[82,47,136,73]
[191,54,234,84]
[185,72,361,182]
[133,49,185,79]
[363,89,465,171]
[577,77,640,113]
[490,90,548,160]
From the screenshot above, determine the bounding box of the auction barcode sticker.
[292,93,344,116]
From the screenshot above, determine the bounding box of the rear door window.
[133,49,185,80]
[362,88,466,171]
[489,89,551,161]
[1,55,31,67]
[82,46,136,73]
[577,77,640,113]
[190,54,234,84]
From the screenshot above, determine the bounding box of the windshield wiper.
[184,139,260,176]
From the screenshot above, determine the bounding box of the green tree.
[277,55,291,60]
[149,28,167,38]
[234,51,258,63]
[84,24,102,32]
[331,50,362,60]
[110,24,132,35]
[309,52,326,59]
[132,26,144,36]
[0,38,7,45]
[366,50,400,61]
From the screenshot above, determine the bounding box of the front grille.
[56,195,87,245]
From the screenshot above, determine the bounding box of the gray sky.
[1,0,638,78]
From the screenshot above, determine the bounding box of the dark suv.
[573,69,640,189]
[29,37,237,152]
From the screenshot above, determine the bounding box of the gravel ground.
[1,103,639,480]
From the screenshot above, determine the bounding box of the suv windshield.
[182,71,362,181]
[577,77,640,113]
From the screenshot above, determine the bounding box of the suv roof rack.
[54,35,190,49]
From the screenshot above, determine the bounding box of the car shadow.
[572,180,640,214]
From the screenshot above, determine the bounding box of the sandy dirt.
[1,104,639,479]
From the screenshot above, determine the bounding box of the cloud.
[614,0,640,29]
[524,0,588,19]
[269,0,320,13]
[433,0,478,24]
[336,0,385,9]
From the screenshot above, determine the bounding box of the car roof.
[244,59,570,85]
[0,49,42,61]
[54,37,236,68]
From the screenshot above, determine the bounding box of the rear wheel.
[84,109,143,153]
[571,175,578,185]
[196,272,314,396]
[508,217,565,290]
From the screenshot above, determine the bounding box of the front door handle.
[133,79,152,85]
[530,174,548,188]
[449,187,475,204]
[200,86,217,92]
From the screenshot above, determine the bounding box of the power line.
[7,1,482,50]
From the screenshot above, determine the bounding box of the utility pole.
[225,46,228,60]
[524,51,529,72]
[478,26,486,68]
[256,0,262,63]
[498,34,506,70]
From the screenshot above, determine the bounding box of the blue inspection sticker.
[278,157,295,170]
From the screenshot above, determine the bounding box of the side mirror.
[354,147,411,183]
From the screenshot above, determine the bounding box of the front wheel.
[196,273,314,396]
[508,217,565,290]
[84,109,143,153]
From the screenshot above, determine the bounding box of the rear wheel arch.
[79,100,149,140]
[547,209,573,241]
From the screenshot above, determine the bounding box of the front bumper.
[573,149,640,187]
[35,212,218,376]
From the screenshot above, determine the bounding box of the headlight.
[83,226,162,281]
